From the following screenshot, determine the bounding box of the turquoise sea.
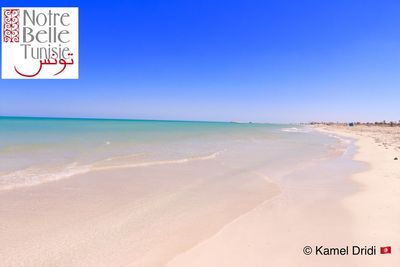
[0,116,345,190]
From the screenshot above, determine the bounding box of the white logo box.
[1,7,79,79]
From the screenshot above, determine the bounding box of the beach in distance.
[0,117,399,266]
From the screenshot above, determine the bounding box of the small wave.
[326,133,352,144]
[281,127,311,133]
[93,152,221,171]
[0,152,221,191]
[0,163,91,191]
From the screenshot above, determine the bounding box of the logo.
[1,7,79,79]
[380,246,391,254]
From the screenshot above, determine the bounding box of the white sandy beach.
[1,1,399,266]
[167,125,400,267]
[0,126,399,266]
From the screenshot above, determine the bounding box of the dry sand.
[166,125,400,267]
[316,125,400,266]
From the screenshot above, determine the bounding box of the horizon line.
[0,115,282,125]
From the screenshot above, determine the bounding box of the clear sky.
[1,0,399,123]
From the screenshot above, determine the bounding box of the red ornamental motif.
[3,9,20,43]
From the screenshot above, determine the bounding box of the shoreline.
[166,126,400,267]
[313,125,400,265]
[1,126,396,266]
[166,128,365,267]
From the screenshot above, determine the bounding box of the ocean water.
[0,117,343,190]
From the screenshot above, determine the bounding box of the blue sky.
[1,0,399,123]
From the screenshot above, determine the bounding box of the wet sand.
[167,126,400,267]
